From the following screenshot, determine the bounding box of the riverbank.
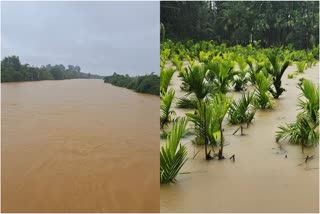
[1,56,103,82]
[104,73,159,95]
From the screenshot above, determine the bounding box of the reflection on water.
[160,64,319,213]
[1,79,159,212]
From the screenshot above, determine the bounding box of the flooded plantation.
[160,63,319,213]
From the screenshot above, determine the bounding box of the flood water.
[1,79,159,212]
[160,63,319,212]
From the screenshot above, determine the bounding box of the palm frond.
[172,54,183,72]
[266,51,289,98]
[160,68,175,94]
[276,79,319,151]
[297,79,319,124]
[253,72,274,109]
[176,94,198,109]
[228,92,256,124]
[295,61,306,73]
[179,64,210,100]
[160,89,176,129]
[206,59,236,93]
[276,115,319,148]
[160,117,188,184]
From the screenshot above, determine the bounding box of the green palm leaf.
[228,92,256,124]
[160,117,188,184]
[160,89,176,129]
[160,68,175,94]
[297,79,319,124]
[179,64,210,100]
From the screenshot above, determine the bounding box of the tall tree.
[161,1,319,49]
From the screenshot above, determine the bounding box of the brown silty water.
[1,79,160,212]
[160,62,319,213]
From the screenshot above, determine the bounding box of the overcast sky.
[1,1,159,76]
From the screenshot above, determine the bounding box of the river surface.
[1,79,159,212]
[160,63,319,212]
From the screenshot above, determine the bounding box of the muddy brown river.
[161,63,319,212]
[1,79,159,212]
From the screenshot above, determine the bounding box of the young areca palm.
[206,59,236,93]
[233,71,249,91]
[297,79,319,124]
[199,51,212,63]
[186,54,196,67]
[254,72,274,109]
[179,64,210,100]
[266,51,290,98]
[160,68,175,94]
[276,79,319,152]
[231,54,249,91]
[295,61,306,73]
[306,52,315,68]
[160,89,176,129]
[172,54,183,72]
[160,48,171,69]
[276,115,319,152]
[186,94,231,160]
[160,117,188,184]
[246,56,264,85]
[211,94,232,159]
[186,100,217,159]
[228,92,256,125]
[176,94,198,109]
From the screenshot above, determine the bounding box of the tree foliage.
[1,55,100,82]
[103,72,160,95]
[161,1,319,49]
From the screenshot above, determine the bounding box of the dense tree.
[161,1,319,49]
[50,66,64,80]
[1,55,102,82]
[103,72,159,95]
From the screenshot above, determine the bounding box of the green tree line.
[104,72,160,95]
[161,1,319,49]
[1,55,102,82]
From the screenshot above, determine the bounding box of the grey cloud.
[1,1,160,76]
